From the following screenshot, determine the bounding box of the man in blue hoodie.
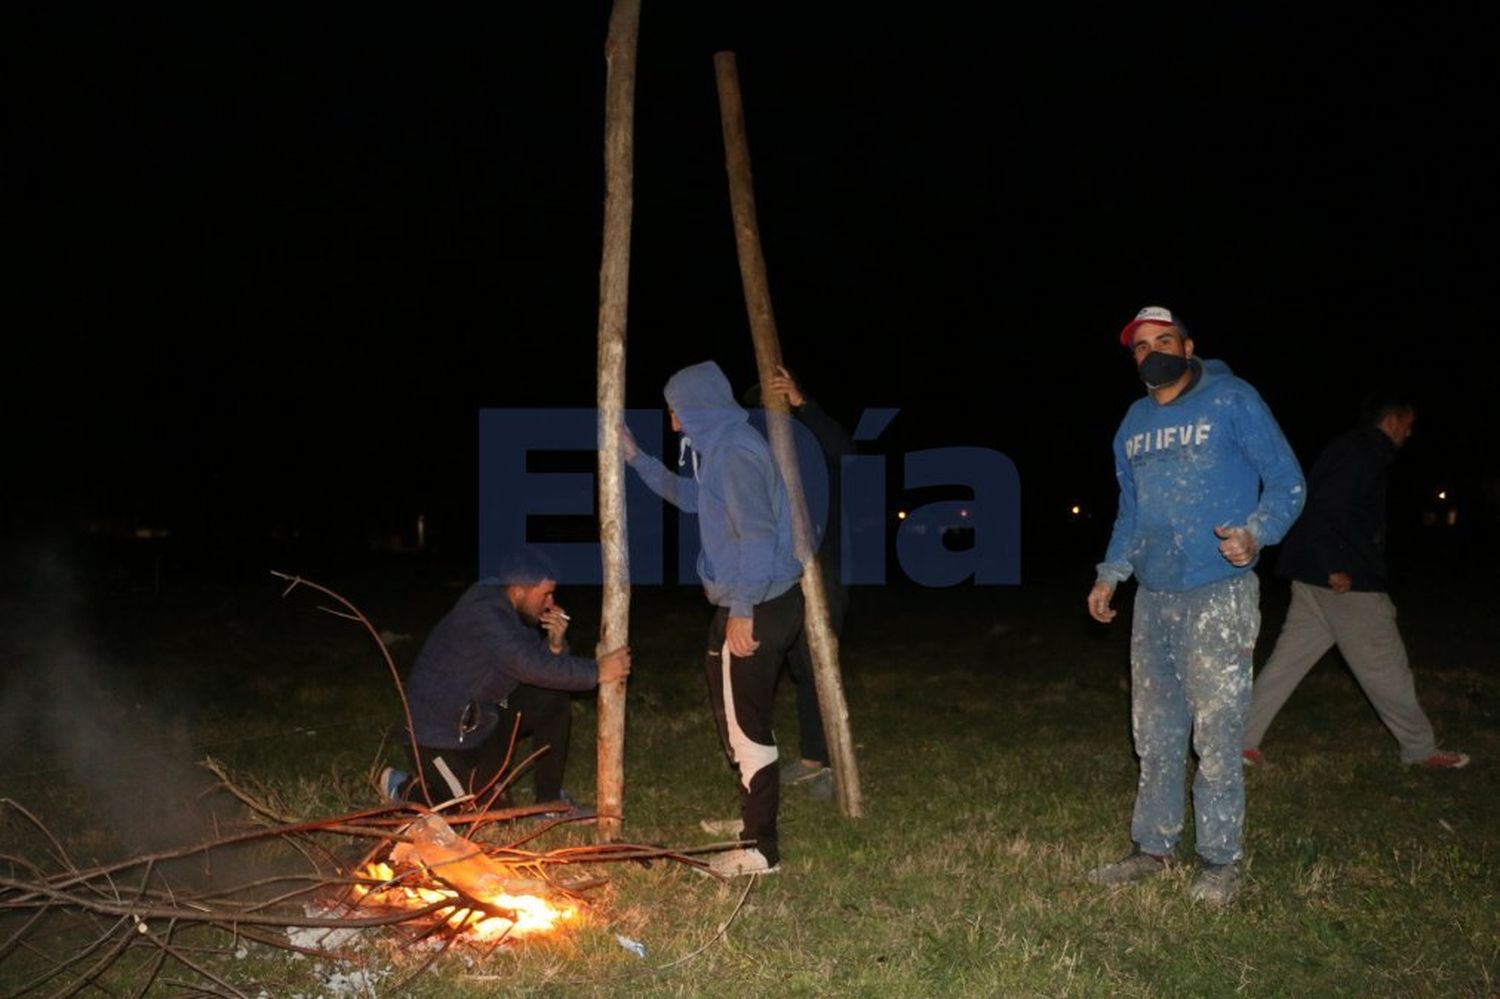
[624,361,804,877]
[1085,306,1305,906]
[381,550,630,809]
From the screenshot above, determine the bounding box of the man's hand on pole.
[597,646,631,684]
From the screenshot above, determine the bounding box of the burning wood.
[0,577,748,995]
[352,813,575,941]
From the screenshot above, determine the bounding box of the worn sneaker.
[780,759,827,786]
[707,847,779,877]
[699,817,744,837]
[540,789,596,819]
[1417,750,1470,769]
[1242,747,1265,766]
[378,766,407,803]
[801,767,834,800]
[1086,847,1171,886]
[1189,862,1241,906]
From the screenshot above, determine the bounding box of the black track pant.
[401,683,572,805]
[705,586,805,866]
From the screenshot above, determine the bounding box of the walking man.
[1242,397,1468,769]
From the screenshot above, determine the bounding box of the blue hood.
[664,361,750,454]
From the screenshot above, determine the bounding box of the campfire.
[0,576,746,995]
[349,813,579,942]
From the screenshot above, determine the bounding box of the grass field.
[2,546,1496,997]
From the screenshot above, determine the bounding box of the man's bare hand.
[1087,581,1118,623]
[539,607,569,653]
[597,646,631,684]
[1214,525,1259,567]
[726,616,760,657]
[765,365,805,408]
[1328,571,1353,593]
[618,423,638,462]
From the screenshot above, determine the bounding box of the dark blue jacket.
[404,581,598,750]
[1275,427,1397,592]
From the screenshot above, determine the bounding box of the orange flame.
[353,861,578,940]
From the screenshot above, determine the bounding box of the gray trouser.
[1244,581,1437,763]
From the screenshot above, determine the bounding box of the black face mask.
[1138,350,1190,389]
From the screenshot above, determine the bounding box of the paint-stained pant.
[1130,573,1259,865]
[1244,582,1436,763]
[705,586,804,867]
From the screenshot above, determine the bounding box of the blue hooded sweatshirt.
[1097,358,1305,593]
[628,361,802,617]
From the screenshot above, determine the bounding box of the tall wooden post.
[713,51,864,817]
[595,0,641,842]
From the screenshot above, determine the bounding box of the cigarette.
[556,611,571,621]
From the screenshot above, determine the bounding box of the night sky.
[9,7,1496,570]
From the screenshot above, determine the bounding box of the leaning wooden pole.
[713,51,864,817]
[594,0,641,842]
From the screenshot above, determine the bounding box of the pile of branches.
[0,575,743,996]
[0,765,727,997]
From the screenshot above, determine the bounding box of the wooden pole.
[595,0,641,842]
[713,51,864,818]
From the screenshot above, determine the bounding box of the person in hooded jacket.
[623,360,803,876]
[1084,306,1305,907]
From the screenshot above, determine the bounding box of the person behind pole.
[1085,306,1305,906]
[742,364,854,801]
[1241,395,1469,769]
[379,549,631,810]
[622,360,803,876]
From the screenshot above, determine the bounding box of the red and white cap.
[1119,305,1182,346]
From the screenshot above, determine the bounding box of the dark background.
[8,6,1496,586]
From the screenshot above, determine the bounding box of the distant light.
[1437,490,1448,501]
[1070,505,1082,516]
[896,510,908,521]
[958,508,969,518]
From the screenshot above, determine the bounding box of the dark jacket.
[1276,427,1397,592]
[747,392,853,596]
[404,581,599,750]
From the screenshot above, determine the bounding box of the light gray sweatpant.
[1244,581,1437,763]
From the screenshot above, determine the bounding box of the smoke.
[0,541,244,861]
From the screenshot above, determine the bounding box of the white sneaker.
[378,766,407,802]
[707,847,779,877]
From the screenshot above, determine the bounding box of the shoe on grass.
[378,766,407,803]
[1242,747,1265,766]
[706,847,779,877]
[779,759,827,786]
[1086,846,1171,886]
[540,789,596,819]
[1188,862,1241,906]
[1417,750,1470,769]
[699,817,744,837]
[803,767,834,800]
